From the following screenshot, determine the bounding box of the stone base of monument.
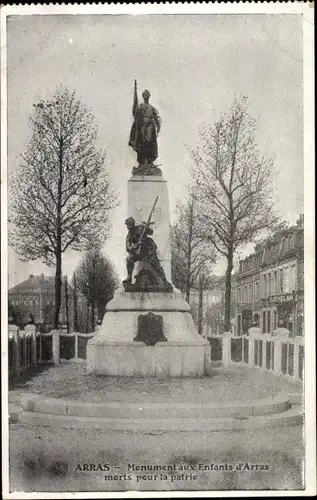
[86,288,210,377]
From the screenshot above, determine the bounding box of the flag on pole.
[132,79,138,117]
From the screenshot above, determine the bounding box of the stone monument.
[86,82,210,377]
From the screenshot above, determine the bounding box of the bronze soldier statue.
[128,81,162,175]
[123,202,172,292]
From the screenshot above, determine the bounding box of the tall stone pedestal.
[128,175,171,281]
[86,288,210,377]
[86,172,210,377]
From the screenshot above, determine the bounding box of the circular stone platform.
[10,361,303,432]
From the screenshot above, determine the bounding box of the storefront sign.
[269,293,294,303]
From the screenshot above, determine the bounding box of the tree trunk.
[73,273,79,332]
[185,204,194,303]
[198,275,203,335]
[185,261,191,303]
[90,256,96,330]
[85,300,90,333]
[224,249,233,332]
[54,141,63,329]
[65,277,69,332]
[91,298,95,331]
[54,252,62,328]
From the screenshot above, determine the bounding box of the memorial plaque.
[134,311,167,346]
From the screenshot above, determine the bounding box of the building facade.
[8,274,75,331]
[236,215,304,337]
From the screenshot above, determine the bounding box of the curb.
[19,392,291,420]
[17,406,303,432]
[10,391,304,432]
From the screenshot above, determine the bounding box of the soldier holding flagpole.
[128,80,161,169]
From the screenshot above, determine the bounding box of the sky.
[6,13,304,287]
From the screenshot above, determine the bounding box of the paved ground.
[9,360,303,404]
[9,422,304,492]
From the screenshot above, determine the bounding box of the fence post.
[52,330,60,365]
[222,332,231,366]
[25,324,37,366]
[273,336,282,375]
[248,327,261,367]
[261,333,270,371]
[273,327,289,376]
[293,336,303,380]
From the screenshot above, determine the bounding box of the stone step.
[20,392,291,420]
[16,406,303,432]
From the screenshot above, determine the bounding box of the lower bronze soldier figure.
[123,201,172,292]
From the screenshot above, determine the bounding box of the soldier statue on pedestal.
[128,81,162,176]
[123,198,172,292]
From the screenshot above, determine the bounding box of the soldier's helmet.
[125,217,135,227]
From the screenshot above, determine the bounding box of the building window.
[291,265,296,291]
[280,269,284,293]
[271,273,274,295]
[267,311,271,333]
[268,273,272,296]
[244,285,247,303]
[273,311,278,330]
[262,311,266,332]
[237,315,242,336]
[274,271,278,294]
[284,267,289,292]
[263,275,267,297]
[286,314,294,337]
[297,313,304,336]
[297,261,304,290]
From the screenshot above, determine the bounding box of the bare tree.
[74,248,119,330]
[9,87,117,328]
[190,96,281,331]
[171,195,216,302]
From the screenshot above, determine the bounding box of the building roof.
[237,216,304,275]
[9,274,70,295]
